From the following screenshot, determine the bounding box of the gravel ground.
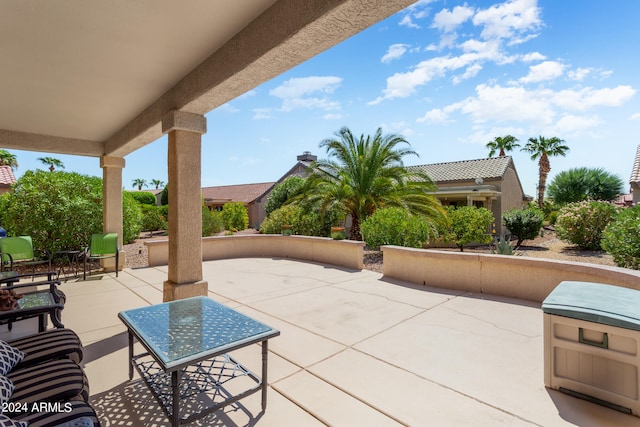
[123,229,617,272]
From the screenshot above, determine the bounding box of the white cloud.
[519,60,565,83]
[417,108,450,124]
[252,108,272,120]
[473,0,542,41]
[552,85,636,111]
[521,52,545,62]
[432,5,474,32]
[631,113,640,120]
[399,0,436,29]
[453,64,483,84]
[382,44,409,63]
[270,76,342,112]
[217,103,239,113]
[553,114,602,134]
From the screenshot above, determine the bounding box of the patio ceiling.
[0,0,414,159]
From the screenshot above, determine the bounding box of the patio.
[2,258,638,426]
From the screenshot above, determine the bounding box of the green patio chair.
[0,236,52,278]
[83,233,119,280]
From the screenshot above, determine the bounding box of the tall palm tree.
[0,149,18,170]
[132,178,148,191]
[292,127,446,240]
[522,136,570,208]
[37,156,64,171]
[150,179,165,189]
[486,135,520,157]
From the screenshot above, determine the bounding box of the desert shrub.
[141,205,166,232]
[444,206,494,251]
[503,208,544,247]
[601,205,640,269]
[202,207,225,236]
[122,191,143,244]
[160,185,169,205]
[259,204,339,236]
[129,191,157,205]
[361,207,435,249]
[547,167,624,204]
[265,176,305,216]
[555,200,618,250]
[0,170,142,252]
[221,202,248,231]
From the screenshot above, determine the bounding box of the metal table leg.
[172,370,180,427]
[262,340,269,411]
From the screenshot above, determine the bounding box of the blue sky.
[10,0,640,197]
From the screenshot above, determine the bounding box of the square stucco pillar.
[162,111,208,301]
[100,155,125,272]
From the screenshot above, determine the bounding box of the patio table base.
[132,352,262,425]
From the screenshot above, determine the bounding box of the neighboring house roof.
[202,182,275,204]
[407,156,515,183]
[631,145,640,183]
[0,166,16,186]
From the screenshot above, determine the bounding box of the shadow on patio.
[2,258,639,426]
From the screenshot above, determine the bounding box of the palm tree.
[486,135,520,157]
[0,149,18,170]
[150,179,165,189]
[37,156,64,171]
[292,127,446,240]
[132,178,148,191]
[522,136,570,208]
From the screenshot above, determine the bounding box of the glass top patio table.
[118,296,279,371]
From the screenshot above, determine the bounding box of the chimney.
[297,151,317,162]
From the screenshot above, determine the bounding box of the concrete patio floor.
[3,258,639,426]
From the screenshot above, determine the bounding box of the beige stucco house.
[409,156,531,235]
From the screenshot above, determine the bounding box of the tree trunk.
[349,217,362,240]
[537,153,551,209]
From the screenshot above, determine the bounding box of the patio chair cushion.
[0,375,13,407]
[0,342,25,376]
[6,359,89,413]
[8,328,83,369]
[0,414,27,427]
[14,401,100,427]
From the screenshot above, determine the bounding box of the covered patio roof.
[0,0,413,158]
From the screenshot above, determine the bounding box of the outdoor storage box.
[542,281,640,416]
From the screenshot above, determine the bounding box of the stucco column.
[100,155,125,271]
[162,110,208,301]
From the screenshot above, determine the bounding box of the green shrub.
[265,176,305,216]
[221,202,248,231]
[122,191,143,244]
[601,205,640,269]
[141,205,167,232]
[444,206,494,251]
[0,170,142,252]
[555,200,619,250]
[547,167,624,204]
[361,207,435,249]
[259,204,339,236]
[503,208,544,247]
[202,208,225,236]
[129,191,157,205]
[160,185,169,205]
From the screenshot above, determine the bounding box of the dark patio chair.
[0,236,52,278]
[83,233,119,280]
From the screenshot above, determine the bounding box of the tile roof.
[0,166,16,186]
[202,182,275,204]
[631,145,640,183]
[407,156,514,183]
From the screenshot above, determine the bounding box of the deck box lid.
[542,281,640,331]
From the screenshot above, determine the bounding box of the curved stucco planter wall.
[381,246,640,303]
[145,235,365,270]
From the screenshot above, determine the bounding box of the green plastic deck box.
[542,281,640,416]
